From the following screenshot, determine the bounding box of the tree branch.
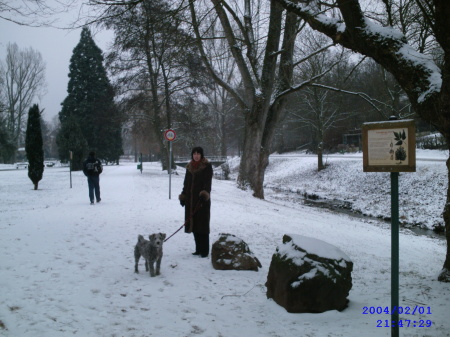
[220,0,259,79]
[272,60,340,105]
[188,0,247,110]
[273,0,442,125]
[309,83,389,119]
[293,42,335,68]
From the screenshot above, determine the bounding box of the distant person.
[83,151,103,205]
[179,147,213,258]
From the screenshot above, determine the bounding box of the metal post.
[69,151,72,188]
[391,171,399,337]
[169,141,172,199]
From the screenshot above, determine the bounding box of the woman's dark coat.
[179,158,213,234]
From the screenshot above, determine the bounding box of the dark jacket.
[179,158,213,234]
[83,155,103,177]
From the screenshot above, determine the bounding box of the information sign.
[362,120,416,172]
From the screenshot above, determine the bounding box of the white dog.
[134,233,166,277]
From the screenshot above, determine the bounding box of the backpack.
[86,160,103,174]
[94,160,103,174]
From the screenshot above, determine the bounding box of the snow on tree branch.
[274,0,442,106]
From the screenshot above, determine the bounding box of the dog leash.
[164,200,203,242]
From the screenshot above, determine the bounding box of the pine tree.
[57,27,123,169]
[56,114,88,171]
[25,104,44,190]
[0,121,15,163]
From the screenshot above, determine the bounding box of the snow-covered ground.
[258,149,448,231]
[0,151,448,337]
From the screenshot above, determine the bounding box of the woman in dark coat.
[179,147,213,258]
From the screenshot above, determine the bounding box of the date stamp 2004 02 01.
[362,306,433,328]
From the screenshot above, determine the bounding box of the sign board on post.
[164,129,176,199]
[362,119,416,172]
[362,118,416,337]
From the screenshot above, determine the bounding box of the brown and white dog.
[134,233,166,277]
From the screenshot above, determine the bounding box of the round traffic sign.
[164,129,176,141]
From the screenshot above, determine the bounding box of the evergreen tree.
[56,114,88,171]
[0,81,16,163]
[25,104,44,190]
[57,27,123,169]
[0,120,15,163]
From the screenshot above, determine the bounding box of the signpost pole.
[391,172,399,337]
[169,141,172,199]
[163,129,176,200]
[69,151,72,188]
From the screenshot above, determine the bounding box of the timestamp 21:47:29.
[377,320,432,328]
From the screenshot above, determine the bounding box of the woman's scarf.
[190,159,201,170]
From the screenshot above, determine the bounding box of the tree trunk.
[317,126,325,171]
[220,104,227,157]
[238,113,266,198]
[237,5,298,199]
[155,128,169,171]
[318,143,324,171]
[438,155,450,281]
[134,135,138,163]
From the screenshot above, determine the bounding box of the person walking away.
[179,147,213,258]
[83,151,103,205]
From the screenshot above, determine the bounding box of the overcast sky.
[0,15,112,123]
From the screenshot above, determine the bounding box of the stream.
[267,188,445,241]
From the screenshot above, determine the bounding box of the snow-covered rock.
[211,233,262,271]
[266,234,353,313]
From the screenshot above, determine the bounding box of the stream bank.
[267,188,445,240]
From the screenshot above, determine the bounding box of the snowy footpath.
[0,161,448,337]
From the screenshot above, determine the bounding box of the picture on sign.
[164,129,176,142]
[367,128,408,165]
[362,120,416,172]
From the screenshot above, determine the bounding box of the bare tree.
[0,0,78,27]
[199,16,238,157]
[282,31,355,170]
[102,0,206,170]
[354,59,413,119]
[189,0,337,198]
[0,85,16,162]
[290,87,354,170]
[1,43,46,156]
[274,0,450,282]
